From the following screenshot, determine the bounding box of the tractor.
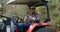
[0,0,57,32]
[9,0,57,32]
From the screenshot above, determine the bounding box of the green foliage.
[36,0,60,30]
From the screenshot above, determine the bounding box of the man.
[24,7,40,24]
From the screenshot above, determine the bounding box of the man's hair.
[29,6,36,9]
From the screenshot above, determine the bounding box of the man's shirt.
[25,13,40,24]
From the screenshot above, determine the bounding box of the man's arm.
[23,16,27,24]
[29,16,36,20]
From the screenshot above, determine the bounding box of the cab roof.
[7,0,48,7]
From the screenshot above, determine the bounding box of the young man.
[24,7,40,24]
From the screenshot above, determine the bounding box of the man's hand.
[29,16,36,20]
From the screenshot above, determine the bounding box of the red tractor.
[15,0,57,32]
[6,0,57,32]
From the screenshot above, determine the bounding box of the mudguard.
[27,23,51,32]
[27,23,39,32]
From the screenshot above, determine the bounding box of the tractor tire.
[33,28,55,32]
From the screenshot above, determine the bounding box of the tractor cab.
[7,0,50,22]
[6,0,57,32]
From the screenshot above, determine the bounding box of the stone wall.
[3,4,28,18]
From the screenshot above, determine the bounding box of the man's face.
[28,8,36,15]
[30,8,36,13]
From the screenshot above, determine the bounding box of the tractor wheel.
[33,28,55,32]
